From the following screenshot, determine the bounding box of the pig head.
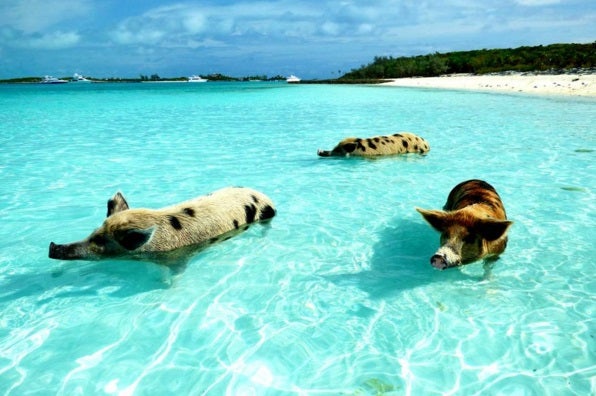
[49,187,276,263]
[416,179,512,270]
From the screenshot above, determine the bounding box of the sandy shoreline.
[381,73,596,97]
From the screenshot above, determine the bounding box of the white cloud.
[109,1,389,48]
[514,0,561,5]
[183,11,207,34]
[25,30,81,49]
[112,27,166,45]
[110,4,210,45]
[356,24,374,35]
[320,22,341,36]
[0,0,92,33]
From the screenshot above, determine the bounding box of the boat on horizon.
[71,73,91,83]
[286,75,301,83]
[40,75,68,84]
[188,75,208,83]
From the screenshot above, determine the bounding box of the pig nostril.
[431,254,447,270]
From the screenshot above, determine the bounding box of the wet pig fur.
[416,179,512,270]
[318,132,430,157]
[49,187,276,263]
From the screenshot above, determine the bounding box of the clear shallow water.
[0,82,594,395]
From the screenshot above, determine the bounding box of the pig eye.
[463,234,477,244]
[90,235,107,246]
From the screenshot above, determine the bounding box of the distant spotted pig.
[416,180,512,270]
[49,187,276,263]
[317,132,430,157]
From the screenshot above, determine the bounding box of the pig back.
[443,179,507,219]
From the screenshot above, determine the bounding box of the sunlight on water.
[0,82,594,395]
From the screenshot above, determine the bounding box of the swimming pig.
[317,132,430,157]
[416,179,512,270]
[49,187,276,264]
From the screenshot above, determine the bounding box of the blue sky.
[0,0,594,79]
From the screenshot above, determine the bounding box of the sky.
[0,0,594,79]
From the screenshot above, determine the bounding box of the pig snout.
[431,254,448,270]
[49,241,89,260]
[430,246,461,270]
[49,242,68,259]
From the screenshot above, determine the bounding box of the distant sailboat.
[72,73,91,82]
[40,75,68,84]
[286,75,301,83]
[188,75,208,82]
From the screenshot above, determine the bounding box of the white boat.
[72,73,91,82]
[188,75,208,83]
[41,75,68,84]
[286,75,301,83]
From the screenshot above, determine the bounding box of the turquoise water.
[0,82,594,395]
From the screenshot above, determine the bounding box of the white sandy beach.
[381,73,596,96]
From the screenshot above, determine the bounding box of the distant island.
[0,73,288,84]
[304,42,595,84]
[1,42,594,84]
[337,42,595,81]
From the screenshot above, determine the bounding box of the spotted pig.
[48,187,276,263]
[416,179,512,270]
[317,132,430,157]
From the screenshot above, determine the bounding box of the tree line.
[341,42,596,80]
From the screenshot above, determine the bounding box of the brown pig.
[416,179,512,270]
[49,187,276,264]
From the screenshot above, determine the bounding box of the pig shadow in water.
[0,257,175,308]
[24,224,273,305]
[324,218,481,299]
[24,222,274,306]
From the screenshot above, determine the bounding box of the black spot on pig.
[260,205,276,221]
[245,204,257,223]
[183,208,195,217]
[169,216,182,230]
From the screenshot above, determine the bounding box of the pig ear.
[416,208,448,231]
[475,219,513,241]
[114,227,155,250]
[107,192,130,217]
